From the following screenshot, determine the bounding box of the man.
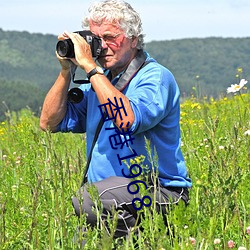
[40,0,192,242]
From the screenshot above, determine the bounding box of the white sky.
[1,0,250,42]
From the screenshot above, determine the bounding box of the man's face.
[89,20,138,73]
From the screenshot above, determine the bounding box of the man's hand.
[62,31,96,73]
[56,33,79,71]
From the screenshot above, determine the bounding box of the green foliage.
[0,28,60,89]
[0,109,85,249]
[0,29,61,121]
[0,93,249,249]
[0,79,46,121]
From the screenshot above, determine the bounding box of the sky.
[1,0,250,42]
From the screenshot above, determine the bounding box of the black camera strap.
[81,50,150,186]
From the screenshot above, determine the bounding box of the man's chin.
[98,58,113,69]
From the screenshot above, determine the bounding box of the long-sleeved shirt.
[57,51,192,188]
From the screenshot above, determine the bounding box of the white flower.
[20,207,25,214]
[214,238,221,244]
[244,130,250,136]
[189,237,196,245]
[238,247,246,250]
[227,79,248,93]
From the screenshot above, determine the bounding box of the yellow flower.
[237,67,243,73]
[191,103,201,109]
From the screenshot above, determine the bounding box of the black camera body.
[56,30,102,58]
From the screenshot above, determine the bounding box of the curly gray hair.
[82,0,145,49]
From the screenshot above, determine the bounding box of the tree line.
[0,28,249,120]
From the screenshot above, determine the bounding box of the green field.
[0,91,249,249]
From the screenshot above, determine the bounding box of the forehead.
[89,20,122,34]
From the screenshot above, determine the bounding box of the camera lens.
[56,39,74,58]
[68,88,84,103]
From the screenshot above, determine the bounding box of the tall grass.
[0,93,249,249]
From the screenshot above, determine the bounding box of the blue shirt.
[58,52,192,188]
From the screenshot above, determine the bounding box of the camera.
[56,30,102,58]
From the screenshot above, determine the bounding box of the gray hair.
[82,0,145,49]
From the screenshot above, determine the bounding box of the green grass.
[0,93,249,249]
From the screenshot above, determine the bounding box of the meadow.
[0,90,249,249]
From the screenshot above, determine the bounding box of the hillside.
[0,29,60,120]
[145,37,250,97]
[0,28,249,120]
[0,29,60,87]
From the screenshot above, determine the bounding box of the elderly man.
[40,0,192,242]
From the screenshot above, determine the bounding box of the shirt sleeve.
[57,85,89,133]
[129,63,180,134]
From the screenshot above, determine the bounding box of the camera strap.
[81,50,150,185]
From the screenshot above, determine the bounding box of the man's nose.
[101,38,108,49]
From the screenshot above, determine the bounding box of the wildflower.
[218,145,224,150]
[191,103,201,109]
[244,130,250,136]
[237,67,243,73]
[189,237,196,246]
[42,213,48,221]
[196,180,202,185]
[228,240,235,248]
[246,226,250,235]
[20,207,25,214]
[238,247,246,250]
[227,79,248,93]
[214,238,221,244]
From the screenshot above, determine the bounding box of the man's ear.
[131,36,139,48]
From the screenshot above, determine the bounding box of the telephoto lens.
[56,39,75,58]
